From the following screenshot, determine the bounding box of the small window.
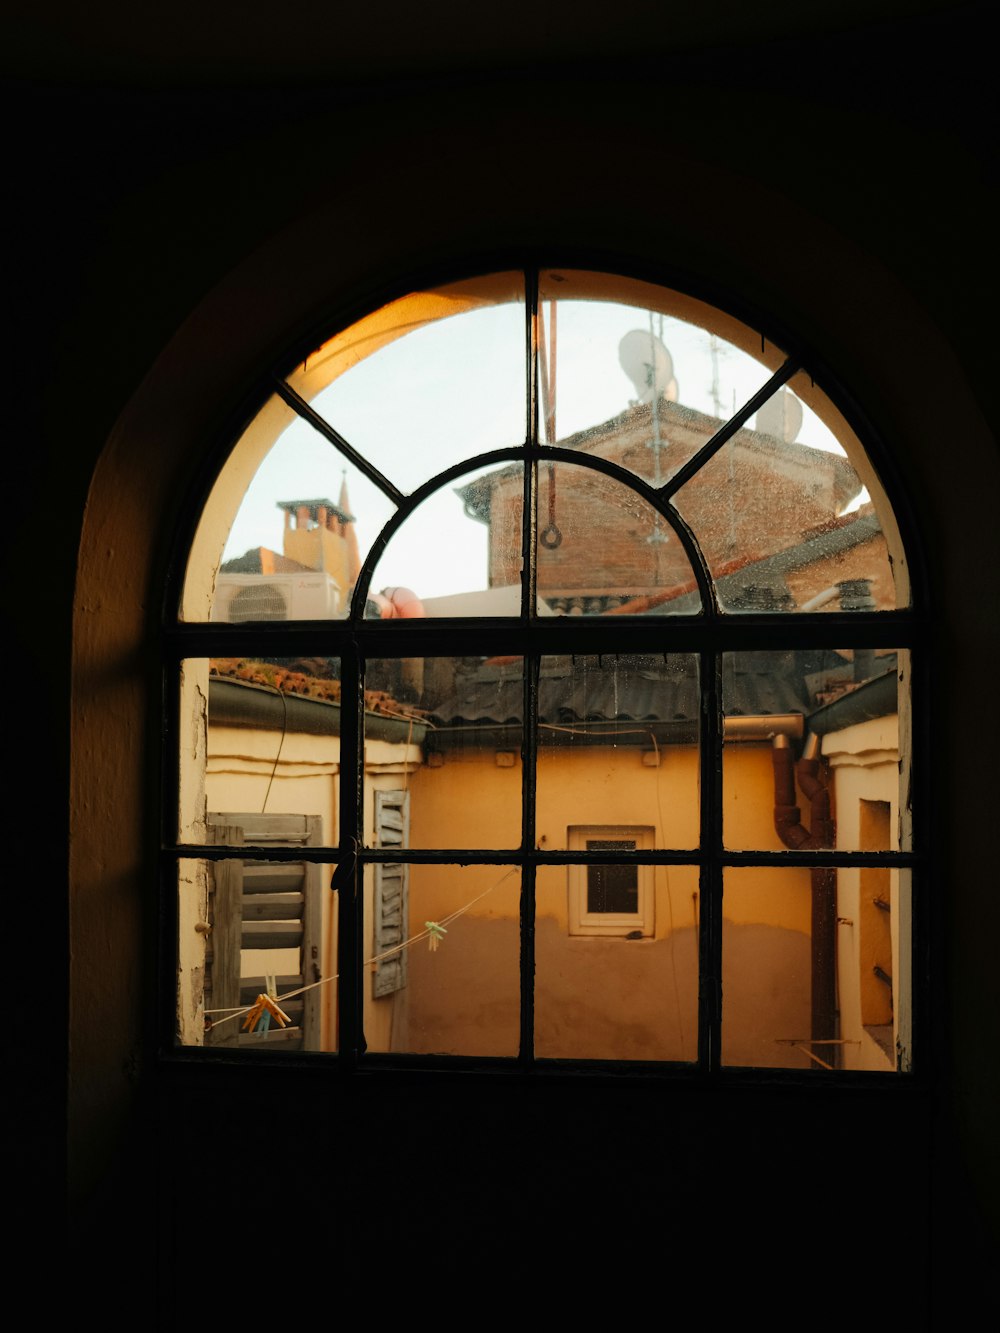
[568,827,654,937]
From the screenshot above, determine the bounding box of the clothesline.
[204,867,518,1031]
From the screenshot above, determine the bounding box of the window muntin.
[172,267,915,1075]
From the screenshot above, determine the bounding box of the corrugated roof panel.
[429,654,812,727]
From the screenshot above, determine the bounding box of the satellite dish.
[618,329,678,404]
[755,388,803,443]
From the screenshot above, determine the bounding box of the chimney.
[730,583,795,612]
[837,578,875,611]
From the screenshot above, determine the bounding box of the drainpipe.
[772,733,837,1066]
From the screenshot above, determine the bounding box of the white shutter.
[373,791,410,998]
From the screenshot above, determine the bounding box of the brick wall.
[484,399,887,608]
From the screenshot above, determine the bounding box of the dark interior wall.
[7,4,996,1322]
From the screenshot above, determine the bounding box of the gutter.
[426,713,803,754]
[209,676,429,745]
[807,669,898,736]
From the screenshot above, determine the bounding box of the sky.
[220,296,855,602]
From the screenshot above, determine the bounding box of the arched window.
[170,267,915,1074]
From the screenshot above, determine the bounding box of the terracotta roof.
[209,659,428,720]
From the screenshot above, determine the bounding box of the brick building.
[462,390,894,614]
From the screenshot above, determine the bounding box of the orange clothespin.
[242,992,291,1034]
[258,973,278,1036]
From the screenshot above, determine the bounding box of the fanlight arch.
[183,268,908,624]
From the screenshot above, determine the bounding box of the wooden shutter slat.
[240,973,301,997]
[242,893,304,920]
[373,791,410,999]
[241,864,308,893]
[238,1026,302,1047]
[242,920,304,949]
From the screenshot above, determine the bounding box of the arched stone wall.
[63,60,996,1313]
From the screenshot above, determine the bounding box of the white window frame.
[568,825,655,938]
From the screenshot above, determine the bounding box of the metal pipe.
[771,734,838,1067]
[799,585,841,613]
[772,736,811,850]
[795,737,837,1061]
[724,714,804,742]
[801,731,821,761]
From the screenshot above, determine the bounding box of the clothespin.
[242,987,291,1034]
[257,974,277,1036]
[426,921,447,952]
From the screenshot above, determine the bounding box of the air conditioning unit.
[211,572,343,622]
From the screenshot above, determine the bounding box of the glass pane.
[365,657,523,849]
[674,373,899,612]
[815,647,911,854]
[537,268,780,489]
[722,649,908,852]
[364,864,521,1056]
[535,654,700,849]
[535,862,699,1061]
[836,864,912,1072]
[178,656,343,845]
[184,394,397,622]
[533,462,702,614]
[364,463,524,616]
[780,370,908,609]
[722,867,905,1073]
[177,856,336,1053]
[286,273,526,495]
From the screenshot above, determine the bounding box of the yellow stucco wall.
[373,740,815,1066]
[824,715,906,1071]
[190,719,905,1070]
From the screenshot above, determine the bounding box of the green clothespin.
[426,921,447,952]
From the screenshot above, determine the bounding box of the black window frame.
[161,262,924,1083]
